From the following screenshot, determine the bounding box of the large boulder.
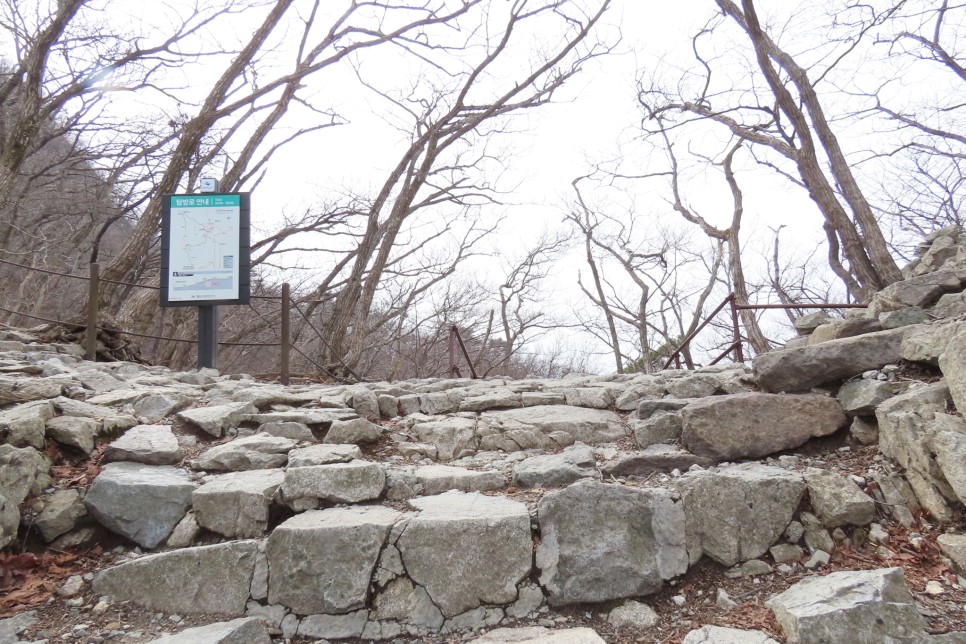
[676,464,805,566]
[93,541,258,615]
[0,376,63,405]
[681,393,846,461]
[267,506,401,614]
[900,321,962,366]
[752,328,905,393]
[0,400,54,449]
[869,269,964,315]
[192,469,285,538]
[411,416,478,461]
[765,567,927,644]
[397,491,532,617]
[536,481,687,606]
[84,462,197,549]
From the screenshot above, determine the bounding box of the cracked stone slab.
[192,469,285,538]
[102,425,183,465]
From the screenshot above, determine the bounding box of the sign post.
[160,186,250,371]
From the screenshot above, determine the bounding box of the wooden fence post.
[280,283,290,385]
[85,263,100,361]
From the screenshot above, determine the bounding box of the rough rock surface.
[681,393,846,461]
[84,462,196,549]
[803,467,876,528]
[102,424,183,465]
[193,434,297,471]
[149,617,272,644]
[192,469,285,538]
[536,481,687,606]
[398,491,532,617]
[93,541,258,615]
[677,464,806,566]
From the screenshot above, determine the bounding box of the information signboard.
[160,192,251,306]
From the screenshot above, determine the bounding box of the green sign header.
[170,194,241,208]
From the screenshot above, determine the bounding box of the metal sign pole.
[198,304,218,369]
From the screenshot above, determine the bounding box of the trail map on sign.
[167,194,241,301]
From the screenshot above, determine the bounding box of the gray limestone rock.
[45,415,97,453]
[932,292,966,318]
[148,617,272,644]
[372,577,444,629]
[93,541,258,615]
[633,411,682,448]
[279,460,386,509]
[84,462,197,548]
[398,491,532,617]
[193,434,297,471]
[0,611,38,644]
[600,444,715,478]
[927,415,966,504]
[419,391,465,415]
[0,444,51,505]
[558,386,615,409]
[681,393,846,461]
[267,506,401,614]
[880,306,929,330]
[850,417,879,445]
[511,443,598,488]
[635,398,689,420]
[132,393,193,423]
[938,534,966,574]
[459,389,522,412]
[795,312,835,335]
[607,600,659,629]
[0,375,63,405]
[752,328,906,393]
[804,467,876,528]
[472,627,606,643]
[323,417,383,444]
[808,319,882,345]
[765,567,927,644]
[677,464,805,566]
[415,465,506,494]
[34,488,87,542]
[682,626,779,644]
[480,405,625,444]
[192,469,285,538]
[666,374,718,399]
[287,443,361,466]
[297,611,368,639]
[102,424,183,465]
[344,384,380,421]
[900,321,962,366]
[257,421,316,442]
[177,402,257,437]
[536,481,687,606]
[870,270,964,315]
[165,511,201,549]
[0,493,18,550]
[0,400,54,449]
[836,380,907,416]
[940,323,966,414]
[52,396,137,434]
[413,416,478,461]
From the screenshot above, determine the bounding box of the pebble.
[58,575,85,597]
[869,523,890,544]
[671,595,686,607]
[716,589,738,612]
[925,581,945,595]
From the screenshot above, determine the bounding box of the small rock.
[804,550,831,569]
[715,588,738,612]
[672,595,686,607]
[925,580,945,595]
[607,600,659,629]
[58,575,85,597]
[869,523,890,544]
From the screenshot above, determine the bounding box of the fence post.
[85,263,100,361]
[448,326,457,378]
[280,283,290,385]
[729,293,745,363]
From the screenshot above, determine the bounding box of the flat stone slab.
[600,444,715,478]
[681,393,847,461]
[193,434,297,471]
[398,491,532,617]
[267,506,401,614]
[765,567,926,644]
[415,465,506,494]
[193,469,285,538]
[148,617,272,644]
[177,402,257,437]
[472,627,606,643]
[512,444,599,488]
[84,462,196,549]
[279,460,386,510]
[93,541,258,615]
[681,625,779,644]
[804,467,875,528]
[102,425,183,465]
[536,481,687,606]
[480,405,625,444]
[287,443,361,466]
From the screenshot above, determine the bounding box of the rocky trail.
[4,227,966,643]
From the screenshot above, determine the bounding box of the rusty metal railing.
[663,293,867,370]
[448,325,478,379]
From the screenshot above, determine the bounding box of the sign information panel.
[160,193,250,306]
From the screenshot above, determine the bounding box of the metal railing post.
[448,325,458,378]
[85,263,100,361]
[729,293,744,363]
[280,283,290,385]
